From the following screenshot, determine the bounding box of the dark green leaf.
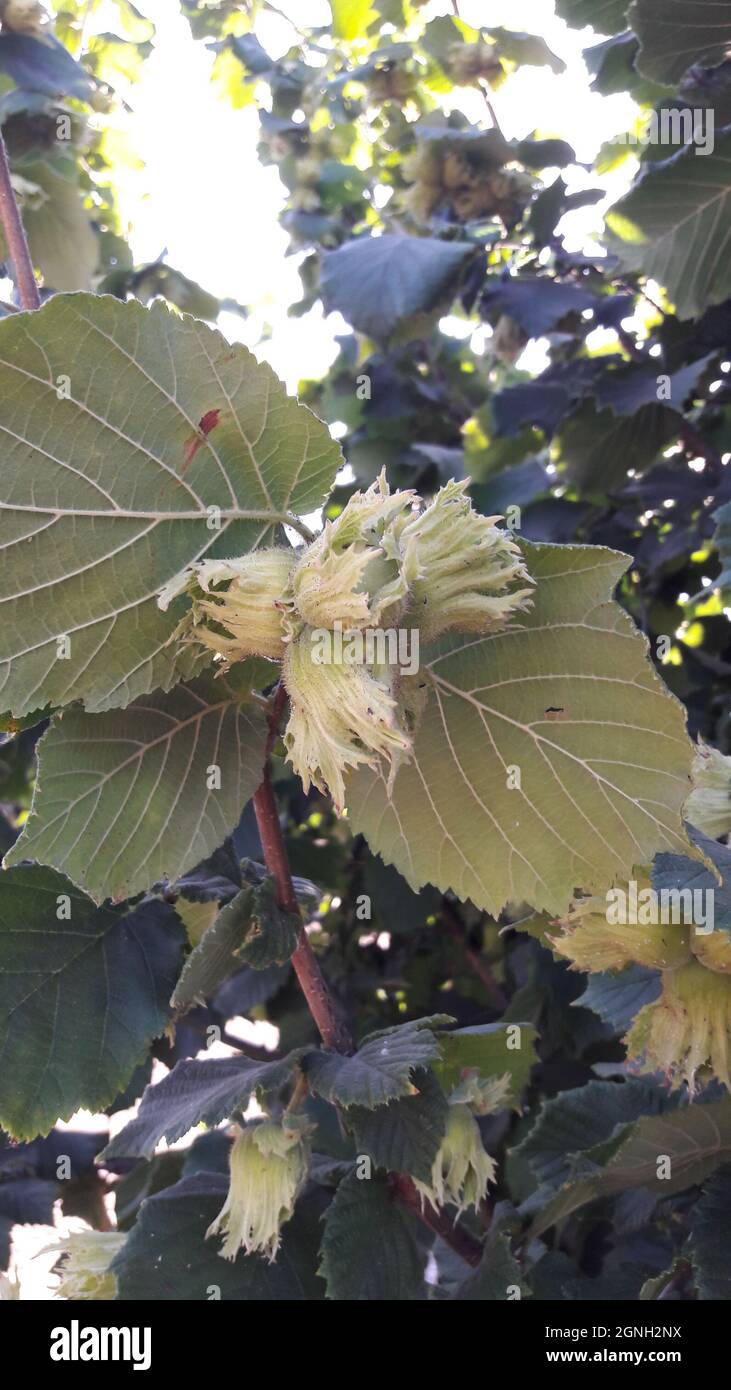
[689,1163,731,1298]
[113,1174,326,1300]
[631,0,731,84]
[0,868,184,1140]
[102,1053,302,1163]
[349,1068,448,1182]
[318,1169,427,1299]
[171,887,255,1013]
[320,235,475,341]
[304,1019,443,1109]
[452,1229,527,1300]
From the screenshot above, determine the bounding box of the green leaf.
[349,1068,449,1182]
[330,0,377,42]
[0,293,341,716]
[171,887,255,1013]
[555,0,629,32]
[436,1022,537,1098]
[6,671,267,904]
[0,32,93,99]
[606,131,731,320]
[530,1096,731,1237]
[320,235,475,341]
[558,401,680,489]
[486,28,565,74]
[0,867,184,1140]
[102,1052,302,1163]
[452,1229,527,1300]
[113,1174,326,1300]
[318,1169,427,1299]
[348,542,695,917]
[689,1163,731,1299]
[18,158,99,294]
[304,1018,443,1109]
[513,1077,672,1192]
[238,876,302,968]
[631,0,731,84]
[574,965,661,1033]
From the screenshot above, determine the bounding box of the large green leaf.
[320,235,475,341]
[0,293,341,716]
[606,131,731,320]
[318,1169,427,1300]
[5,672,267,903]
[113,1174,326,1300]
[513,1077,672,1192]
[530,1097,731,1237]
[348,543,695,917]
[0,866,184,1140]
[631,0,731,84]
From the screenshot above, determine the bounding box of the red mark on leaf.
[182,408,223,471]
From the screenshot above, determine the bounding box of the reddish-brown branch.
[0,128,40,311]
[390,1173,483,1267]
[252,683,487,1266]
[442,898,507,1011]
[253,683,353,1053]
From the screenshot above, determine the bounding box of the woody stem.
[0,128,40,311]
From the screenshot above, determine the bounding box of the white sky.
[108,0,639,389]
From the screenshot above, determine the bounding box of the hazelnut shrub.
[1,0,731,1307]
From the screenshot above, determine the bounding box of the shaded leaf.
[0,32,92,99]
[689,1163,731,1298]
[171,888,255,1013]
[452,1229,527,1300]
[606,131,731,320]
[555,0,630,33]
[0,869,184,1140]
[513,1077,672,1192]
[575,964,662,1032]
[318,1169,427,1299]
[530,1096,731,1236]
[101,1052,302,1163]
[320,235,475,341]
[349,1068,448,1182]
[113,1173,326,1300]
[304,1019,443,1109]
[631,0,731,84]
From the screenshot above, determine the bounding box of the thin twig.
[442,898,507,1010]
[253,686,353,1053]
[390,1173,483,1267]
[0,128,40,311]
[478,81,504,138]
